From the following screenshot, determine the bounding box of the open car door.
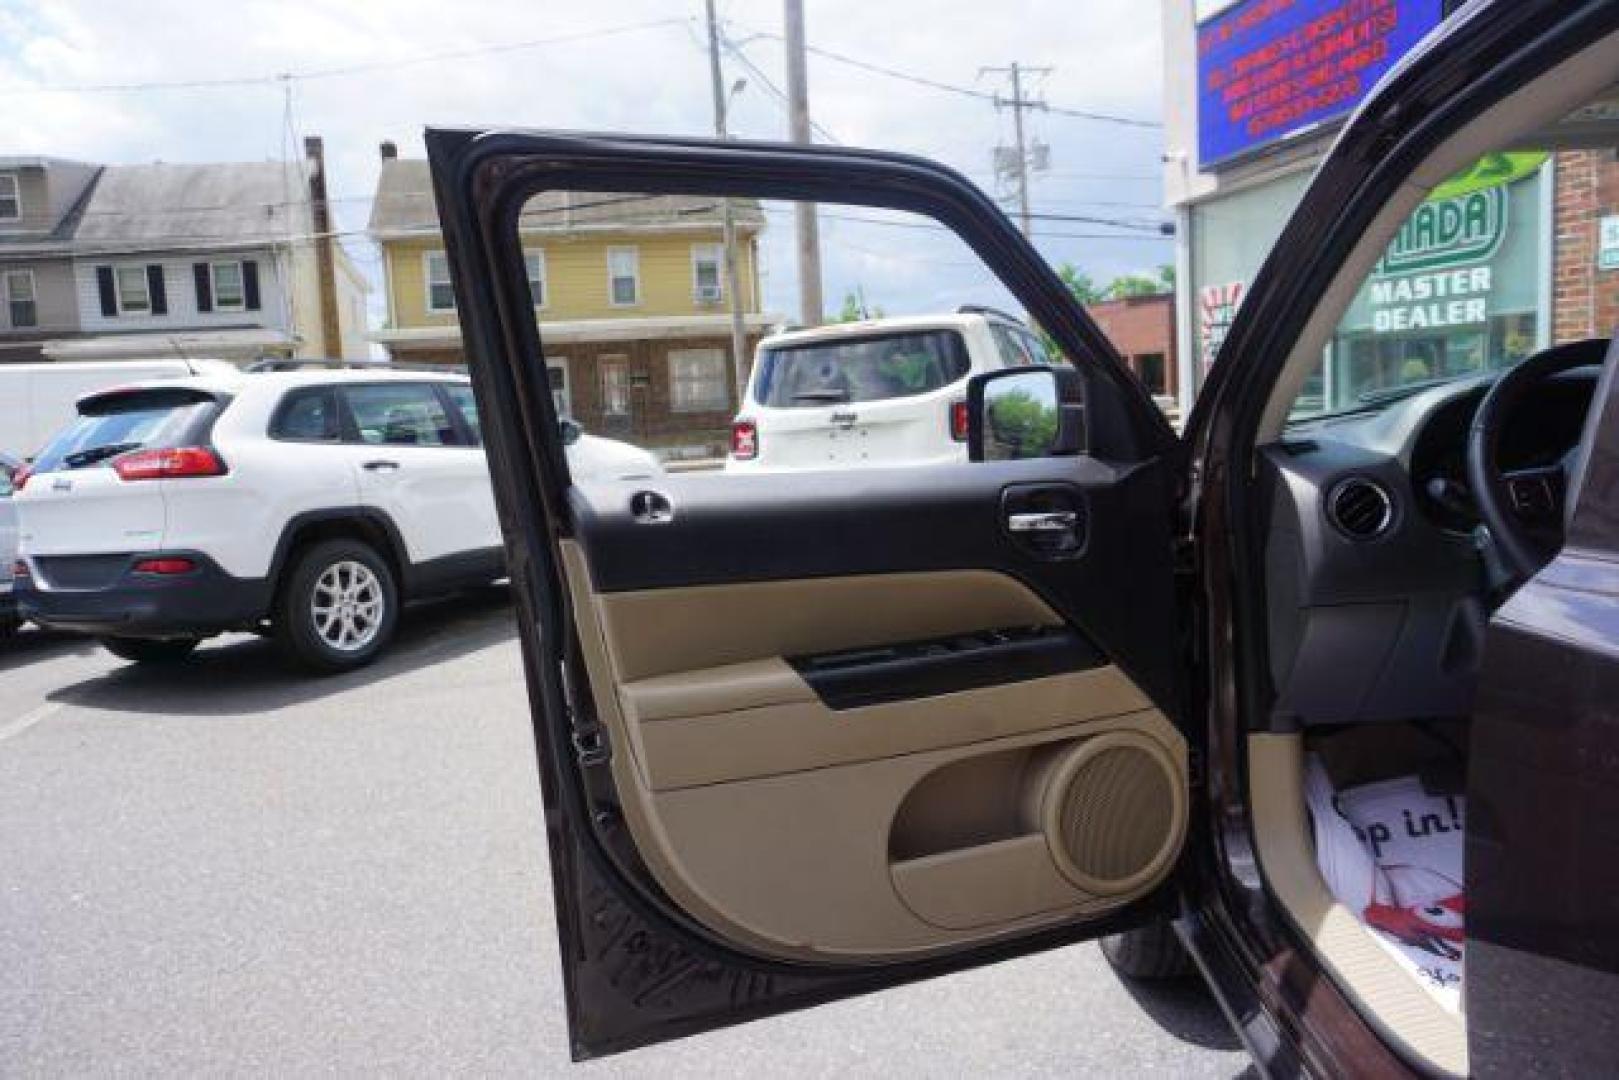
[426,130,1196,1059]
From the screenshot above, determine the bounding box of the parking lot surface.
[0,592,1247,1077]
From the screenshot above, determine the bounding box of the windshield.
[1286,151,1551,424]
[752,329,971,408]
[31,392,217,474]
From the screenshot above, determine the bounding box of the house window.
[211,261,245,312]
[0,175,17,221]
[599,356,630,416]
[546,358,571,417]
[4,270,36,328]
[1137,352,1168,396]
[526,250,547,308]
[668,348,731,412]
[116,266,151,313]
[692,244,724,304]
[425,251,455,312]
[607,247,640,307]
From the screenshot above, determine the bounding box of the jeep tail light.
[11,464,31,491]
[113,447,227,481]
[133,557,197,575]
[731,419,759,460]
[949,400,969,443]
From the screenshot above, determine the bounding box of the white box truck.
[0,360,236,459]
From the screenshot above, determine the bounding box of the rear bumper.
[16,552,271,639]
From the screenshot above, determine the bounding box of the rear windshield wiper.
[792,389,850,403]
[63,441,143,469]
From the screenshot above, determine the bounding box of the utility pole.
[783,0,823,325]
[705,0,752,406]
[982,62,1052,238]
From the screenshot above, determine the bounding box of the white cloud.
[0,0,1172,322]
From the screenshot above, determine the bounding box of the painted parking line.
[0,701,63,744]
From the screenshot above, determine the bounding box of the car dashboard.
[1255,367,1598,728]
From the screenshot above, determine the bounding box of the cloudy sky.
[0,0,1171,322]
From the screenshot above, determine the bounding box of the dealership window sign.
[1196,0,1446,168]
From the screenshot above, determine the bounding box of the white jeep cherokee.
[12,366,660,671]
[726,308,1049,472]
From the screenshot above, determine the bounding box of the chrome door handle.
[1006,511,1078,533]
[362,460,401,472]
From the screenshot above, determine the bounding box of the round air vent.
[1036,733,1184,897]
[1328,477,1396,540]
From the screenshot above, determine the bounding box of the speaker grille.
[1041,734,1183,896]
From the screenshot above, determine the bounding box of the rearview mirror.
[967,367,1086,461]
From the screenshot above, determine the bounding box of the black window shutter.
[146,265,167,315]
[193,263,212,312]
[242,260,261,311]
[96,266,116,316]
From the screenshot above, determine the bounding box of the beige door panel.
[595,565,1064,681]
[630,666,1152,790]
[560,540,1187,962]
[651,713,1185,958]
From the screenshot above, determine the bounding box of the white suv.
[726,308,1048,472]
[13,366,660,671]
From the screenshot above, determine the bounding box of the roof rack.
[244,357,467,375]
[955,304,1028,326]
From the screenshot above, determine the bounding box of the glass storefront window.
[1288,153,1551,420]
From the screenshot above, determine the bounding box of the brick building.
[1084,293,1177,401]
[1552,150,1619,343]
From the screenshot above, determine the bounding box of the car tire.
[274,539,398,674]
[100,636,201,664]
[1100,920,1195,979]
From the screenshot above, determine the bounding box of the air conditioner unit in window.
[695,284,723,304]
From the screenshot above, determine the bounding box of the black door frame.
[427,130,1190,1057]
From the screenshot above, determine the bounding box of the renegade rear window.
[753,329,971,408]
[30,388,220,473]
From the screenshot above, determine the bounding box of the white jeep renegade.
[726,308,1049,472]
[12,366,660,671]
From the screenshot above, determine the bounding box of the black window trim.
[268,386,344,444]
[430,379,483,447]
[335,379,471,449]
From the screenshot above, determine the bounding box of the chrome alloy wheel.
[310,560,385,652]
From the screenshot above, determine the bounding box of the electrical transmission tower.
[981,62,1052,238]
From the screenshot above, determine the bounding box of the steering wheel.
[1466,338,1609,589]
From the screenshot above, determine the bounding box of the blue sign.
[1197,0,1445,168]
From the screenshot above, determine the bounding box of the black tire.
[273,538,398,674]
[1100,920,1195,979]
[100,636,201,664]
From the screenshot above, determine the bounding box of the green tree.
[1157,264,1175,292]
[984,387,1060,460]
[1106,273,1167,299]
[833,286,884,323]
[1056,263,1102,305]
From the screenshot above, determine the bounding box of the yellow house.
[367,143,775,455]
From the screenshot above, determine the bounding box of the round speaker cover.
[1040,732,1184,896]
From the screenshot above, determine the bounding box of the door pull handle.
[1006,511,1078,533]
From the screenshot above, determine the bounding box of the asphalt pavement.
[0,592,1248,1077]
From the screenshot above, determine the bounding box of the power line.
[0,18,687,95]
[724,22,1159,129]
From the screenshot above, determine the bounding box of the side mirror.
[966,366,1086,462]
[559,418,583,446]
